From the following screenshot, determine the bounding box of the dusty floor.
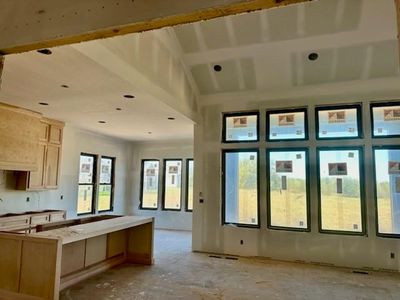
[60,230,400,300]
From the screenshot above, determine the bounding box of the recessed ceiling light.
[116,107,122,111]
[61,84,69,88]
[213,64,222,72]
[167,117,175,120]
[308,52,319,61]
[38,102,49,106]
[98,120,106,124]
[37,49,52,55]
[123,94,135,99]
[148,132,152,134]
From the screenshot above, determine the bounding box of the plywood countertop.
[32,216,154,244]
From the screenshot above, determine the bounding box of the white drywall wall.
[129,140,193,230]
[193,92,400,271]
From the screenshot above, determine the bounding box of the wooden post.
[0,56,4,89]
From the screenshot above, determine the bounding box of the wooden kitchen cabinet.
[0,102,41,171]
[17,118,64,190]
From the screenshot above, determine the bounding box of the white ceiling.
[0,0,398,141]
[172,0,400,95]
[0,45,194,141]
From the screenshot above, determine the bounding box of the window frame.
[222,111,260,143]
[315,103,363,140]
[162,158,183,211]
[266,107,309,142]
[266,148,311,232]
[97,156,115,213]
[372,145,400,239]
[370,101,400,139]
[185,158,194,212]
[139,159,160,210]
[316,146,367,236]
[77,153,97,216]
[221,148,260,228]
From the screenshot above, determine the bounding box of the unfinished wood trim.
[0,0,311,55]
[0,102,41,118]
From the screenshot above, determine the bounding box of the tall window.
[267,149,309,231]
[186,159,194,211]
[98,157,114,212]
[77,154,96,214]
[163,159,182,210]
[374,146,400,236]
[317,148,364,234]
[140,160,160,209]
[316,104,362,139]
[223,149,259,227]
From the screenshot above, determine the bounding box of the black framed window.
[162,159,182,210]
[266,108,308,141]
[222,149,259,227]
[77,153,97,215]
[315,104,362,139]
[373,146,400,237]
[98,156,115,212]
[186,159,194,212]
[317,147,365,235]
[140,160,160,209]
[267,149,310,231]
[222,112,259,143]
[371,102,400,138]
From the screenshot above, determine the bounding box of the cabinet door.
[45,145,61,189]
[49,125,63,145]
[28,143,47,189]
[39,122,49,142]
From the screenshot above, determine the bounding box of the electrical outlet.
[26,197,30,202]
[60,195,64,200]
[390,252,395,259]
[240,240,244,245]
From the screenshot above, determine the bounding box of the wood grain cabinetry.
[0,102,41,171]
[17,118,64,190]
[0,210,66,233]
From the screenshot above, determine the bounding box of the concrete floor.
[60,230,400,300]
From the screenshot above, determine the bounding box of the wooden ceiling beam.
[0,0,312,55]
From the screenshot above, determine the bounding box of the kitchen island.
[0,215,154,300]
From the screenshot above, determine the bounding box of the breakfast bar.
[0,215,154,300]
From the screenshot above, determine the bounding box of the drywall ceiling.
[172,0,400,97]
[0,45,194,141]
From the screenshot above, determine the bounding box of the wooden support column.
[0,56,4,89]
[0,0,313,55]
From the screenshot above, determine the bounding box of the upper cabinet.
[0,102,41,171]
[17,118,64,190]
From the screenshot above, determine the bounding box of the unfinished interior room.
[0,0,400,299]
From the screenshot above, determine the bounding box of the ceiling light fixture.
[308,52,319,61]
[116,108,122,111]
[167,117,175,120]
[148,132,152,134]
[37,49,52,55]
[123,94,135,99]
[61,84,69,88]
[38,102,49,106]
[213,64,222,72]
[98,120,106,124]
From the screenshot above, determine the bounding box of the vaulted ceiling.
[172,0,399,96]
